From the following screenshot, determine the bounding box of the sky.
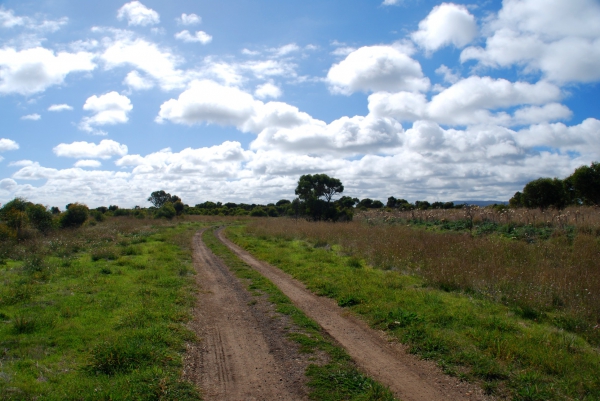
[0,0,599,208]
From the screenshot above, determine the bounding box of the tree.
[60,203,89,228]
[148,190,179,208]
[295,174,344,203]
[522,178,567,210]
[294,174,346,221]
[155,203,176,219]
[568,162,600,205]
[27,204,54,233]
[173,200,185,216]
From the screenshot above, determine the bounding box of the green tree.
[60,203,89,228]
[295,174,344,203]
[522,178,567,210]
[155,203,176,219]
[148,190,180,208]
[173,201,185,216]
[568,162,600,205]
[26,204,54,233]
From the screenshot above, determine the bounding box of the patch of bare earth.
[183,230,314,400]
[217,228,493,401]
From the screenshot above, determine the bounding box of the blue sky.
[1,0,599,208]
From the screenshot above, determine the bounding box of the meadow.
[0,216,223,400]
[228,207,600,400]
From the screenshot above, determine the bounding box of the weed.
[12,315,36,334]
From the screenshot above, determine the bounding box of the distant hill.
[451,200,508,207]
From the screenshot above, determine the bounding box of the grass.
[227,221,600,400]
[202,227,397,401]
[0,217,211,400]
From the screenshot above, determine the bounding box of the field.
[0,217,218,400]
[1,208,599,400]
[226,208,600,400]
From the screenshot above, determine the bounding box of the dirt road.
[216,228,490,401]
[185,227,489,401]
[184,230,310,400]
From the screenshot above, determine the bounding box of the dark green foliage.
[294,174,350,221]
[60,203,89,228]
[26,204,54,233]
[12,315,37,334]
[173,201,184,215]
[88,336,163,375]
[295,173,344,203]
[155,203,176,219]
[250,207,268,217]
[148,190,180,208]
[522,178,567,210]
[568,162,600,205]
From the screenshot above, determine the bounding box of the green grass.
[226,225,600,400]
[202,227,396,401]
[0,219,203,400]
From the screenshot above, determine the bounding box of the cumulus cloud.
[270,43,300,57]
[177,13,201,25]
[100,36,186,90]
[0,138,19,152]
[48,104,73,112]
[175,30,212,44]
[123,70,154,90]
[53,139,128,159]
[382,0,401,5]
[0,7,68,32]
[411,3,478,52]
[516,118,600,157]
[326,45,430,94]
[0,47,95,95]
[0,7,24,28]
[156,80,258,127]
[117,1,159,26]
[461,0,600,83]
[74,159,102,168]
[21,113,41,120]
[369,76,563,126]
[80,92,133,133]
[254,82,282,99]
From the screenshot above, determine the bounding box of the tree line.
[509,161,600,210]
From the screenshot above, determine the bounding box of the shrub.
[60,203,89,228]
[26,203,54,233]
[155,203,176,219]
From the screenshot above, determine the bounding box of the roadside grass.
[0,218,207,400]
[227,223,600,400]
[202,227,396,401]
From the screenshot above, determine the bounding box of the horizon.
[1,0,599,208]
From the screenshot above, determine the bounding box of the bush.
[250,207,268,217]
[60,203,89,228]
[27,204,54,233]
[155,203,176,219]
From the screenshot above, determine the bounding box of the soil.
[184,227,492,401]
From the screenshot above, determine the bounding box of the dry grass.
[246,214,600,337]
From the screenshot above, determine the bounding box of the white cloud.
[331,46,356,57]
[0,138,19,152]
[512,103,572,125]
[74,159,102,168]
[53,139,128,159]
[0,178,17,191]
[0,47,95,95]
[242,48,260,56]
[178,13,201,25]
[100,36,186,90]
[461,0,600,83]
[80,92,133,132]
[48,104,73,112]
[0,8,25,28]
[156,80,258,127]
[326,45,430,95]
[21,113,41,120]
[369,76,563,126]
[270,43,300,57]
[175,30,212,44]
[411,3,478,52]
[435,64,460,84]
[117,1,159,26]
[382,0,401,5]
[254,82,282,99]
[516,118,600,157]
[123,70,154,90]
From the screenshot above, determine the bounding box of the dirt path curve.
[184,230,308,401]
[217,228,489,401]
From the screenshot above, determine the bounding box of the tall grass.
[246,215,600,343]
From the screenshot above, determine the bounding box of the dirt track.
[185,228,490,401]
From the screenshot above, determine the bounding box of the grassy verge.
[202,227,396,401]
[226,224,600,401]
[0,218,203,400]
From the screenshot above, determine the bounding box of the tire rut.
[216,228,491,401]
[184,229,308,401]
